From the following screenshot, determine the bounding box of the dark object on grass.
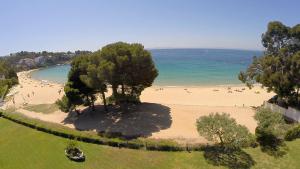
[65,140,85,162]
[65,147,85,162]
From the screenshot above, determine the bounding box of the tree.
[289,51,300,104]
[100,42,158,104]
[56,54,95,114]
[67,55,96,109]
[57,42,158,114]
[239,21,300,106]
[196,113,252,148]
[79,63,108,112]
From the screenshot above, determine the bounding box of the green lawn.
[0,117,300,169]
[23,104,59,114]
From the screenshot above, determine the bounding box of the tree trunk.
[122,84,125,95]
[218,133,224,146]
[112,84,118,104]
[91,99,95,111]
[101,91,108,112]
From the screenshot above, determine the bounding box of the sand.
[1,70,275,144]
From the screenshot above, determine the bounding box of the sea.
[30,49,262,86]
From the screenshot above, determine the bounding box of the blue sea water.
[30,49,262,86]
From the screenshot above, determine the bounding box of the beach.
[2,70,274,144]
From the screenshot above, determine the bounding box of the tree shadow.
[257,134,288,158]
[62,103,172,139]
[260,144,288,158]
[203,146,255,169]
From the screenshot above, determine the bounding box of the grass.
[23,103,59,114]
[0,111,185,151]
[0,117,300,169]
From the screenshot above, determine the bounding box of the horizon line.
[1,47,263,57]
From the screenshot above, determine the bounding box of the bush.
[285,125,300,141]
[254,108,288,142]
[55,95,73,113]
[196,113,253,148]
[66,139,78,151]
[143,139,184,151]
[254,108,290,157]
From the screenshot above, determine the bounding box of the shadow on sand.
[62,103,172,138]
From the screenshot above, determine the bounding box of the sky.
[0,0,300,55]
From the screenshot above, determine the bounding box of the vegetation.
[196,113,253,148]
[23,104,59,114]
[0,60,18,99]
[65,139,85,162]
[2,116,300,169]
[57,42,158,113]
[239,21,300,107]
[55,95,74,113]
[254,108,290,157]
[285,125,300,141]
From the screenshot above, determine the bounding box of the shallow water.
[31,48,262,86]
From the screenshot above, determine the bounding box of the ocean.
[30,48,262,86]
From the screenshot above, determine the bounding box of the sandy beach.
[2,70,275,144]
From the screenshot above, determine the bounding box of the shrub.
[254,108,288,143]
[254,108,290,157]
[66,139,78,151]
[285,125,300,141]
[55,95,73,113]
[143,139,183,151]
[196,113,253,148]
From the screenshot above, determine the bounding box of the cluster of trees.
[56,42,158,113]
[0,60,18,99]
[239,21,300,107]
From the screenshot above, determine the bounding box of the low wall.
[263,102,300,122]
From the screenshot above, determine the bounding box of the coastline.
[28,67,259,89]
[1,70,275,144]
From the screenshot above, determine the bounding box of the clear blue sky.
[0,0,299,55]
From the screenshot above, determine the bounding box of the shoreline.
[28,65,253,88]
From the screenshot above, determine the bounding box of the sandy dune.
[1,70,274,144]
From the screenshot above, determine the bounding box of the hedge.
[0,111,209,151]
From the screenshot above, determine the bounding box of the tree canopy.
[196,113,252,148]
[239,21,300,106]
[57,42,158,113]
